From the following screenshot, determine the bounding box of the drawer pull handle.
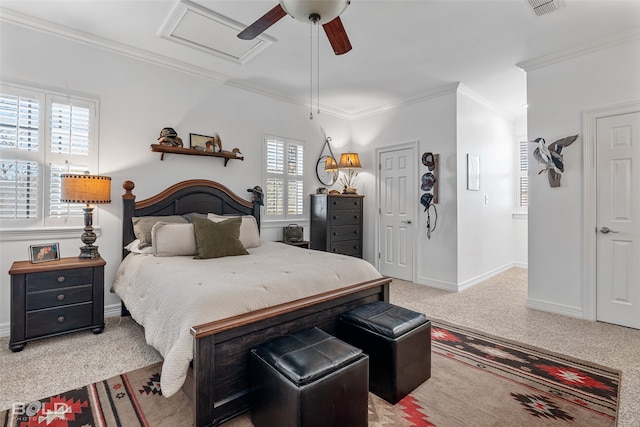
[57,276,66,283]
[57,316,65,323]
[57,294,65,301]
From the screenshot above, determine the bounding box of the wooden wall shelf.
[150,144,244,166]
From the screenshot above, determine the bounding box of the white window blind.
[0,83,98,226]
[517,139,528,208]
[264,135,304,220]
[0,159,38,219]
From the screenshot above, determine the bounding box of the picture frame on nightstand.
[29,243,60,263]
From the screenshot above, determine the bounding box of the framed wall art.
[190,133,216,152]
[467,153,480,191]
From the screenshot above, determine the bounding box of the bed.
[114,179,391,426]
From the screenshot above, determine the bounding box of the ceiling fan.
[237,0,352,55]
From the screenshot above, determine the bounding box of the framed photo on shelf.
[190,133,216,152]
[29,243,60,264]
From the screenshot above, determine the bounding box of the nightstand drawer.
[329,211,361,226]
[330,225,360,242]
[330,240,361,256]
[26,303,93,338]
[26,268,93,292]
[329,197,362,210]
[26,285,93,311]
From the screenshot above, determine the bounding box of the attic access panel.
[159,0,276,65]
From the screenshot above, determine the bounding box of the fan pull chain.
[309,20,313,120]
[316,21,320,116]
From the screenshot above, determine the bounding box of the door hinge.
[378,252,381,259]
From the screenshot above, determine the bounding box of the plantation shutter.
[264,135,304,220]
[518,140,528,208]
[0,91,42,219]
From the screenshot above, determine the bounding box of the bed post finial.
[123,180,135,200]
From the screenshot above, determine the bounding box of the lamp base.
[79,245,100,260]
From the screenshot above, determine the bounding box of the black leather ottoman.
[250,327,369,427]
[338,301,431,404]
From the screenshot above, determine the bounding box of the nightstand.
[278,240,311,249]
[9,256,105,352]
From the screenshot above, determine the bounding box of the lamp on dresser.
[61,172,111,259]
[338,152,362,194]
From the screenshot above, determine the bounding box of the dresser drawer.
[329,211,361,226]
[329,197,362,210]
[26,303,93,339]
[329,225,361,242]
[26,285,93,311]
[329,240,361,257]
[26,268,93,292]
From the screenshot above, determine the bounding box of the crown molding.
[457,83,511,118]
[1,8,507,122]
[517,27,640,72]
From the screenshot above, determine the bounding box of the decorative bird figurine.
[530,135,578,187]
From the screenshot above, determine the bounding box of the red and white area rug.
[1,321,620,427]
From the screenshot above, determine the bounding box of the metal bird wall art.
[530,134,579,187]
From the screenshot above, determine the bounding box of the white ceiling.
[2,0,639,120]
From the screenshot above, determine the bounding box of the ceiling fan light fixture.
[280,0,350,25]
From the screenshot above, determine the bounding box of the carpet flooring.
[1,268,639,425]
[0,321,620,426]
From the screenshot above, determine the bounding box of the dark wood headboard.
[121,179,261,259]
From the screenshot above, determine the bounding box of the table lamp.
[338,152,362,193]
[61,173,111,259]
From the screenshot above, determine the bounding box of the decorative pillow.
[207,213,260,249]
[132,215,188,249]
[182,212,208,222]
[151,222,197,257]
[192,216,249,259]
[124,239,154,255]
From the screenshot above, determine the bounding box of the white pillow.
[124,239,154,255]
[207,213,260,249]
[151,222,197,256]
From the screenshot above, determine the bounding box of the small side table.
[278,240,311,249]
[9,256,105,352]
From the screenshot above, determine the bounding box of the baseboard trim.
[526,297,583,318]
[415,276,458,292]
[458,263,514,292]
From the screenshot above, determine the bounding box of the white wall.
[525,38,640,317]
[456,89,516,287]
[350,90,459,288]
[0,22,354,332]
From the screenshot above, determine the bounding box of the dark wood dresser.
[9,256,105,352]
[310,194,364,258]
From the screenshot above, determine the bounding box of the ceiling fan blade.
[238,4,287,40]
[322,17,352,55]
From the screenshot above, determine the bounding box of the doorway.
[376,142,417,281]
[584,102,640,329]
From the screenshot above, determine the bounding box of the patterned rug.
[1,321,620,427]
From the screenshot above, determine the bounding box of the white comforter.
[111,241,382,397]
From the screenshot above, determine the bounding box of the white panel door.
[596,111,640,329]
[378,147,415,280]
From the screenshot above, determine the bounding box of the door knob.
[600,227,619,234]
[401,220,412,224]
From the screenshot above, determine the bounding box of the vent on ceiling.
[527,0,565,16]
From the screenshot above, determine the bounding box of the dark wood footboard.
[187,277,390,427]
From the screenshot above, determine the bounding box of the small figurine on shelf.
[157,127,183,147]
[221,147,243,157]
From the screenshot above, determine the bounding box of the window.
[264,135,304,220]
[516,138,528,210]
[0,83,99,228]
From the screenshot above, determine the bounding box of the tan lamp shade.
[338,152,362,169]
[324,156,338,172]
[61,174,112,204]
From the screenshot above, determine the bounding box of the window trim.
[0,82,100,229]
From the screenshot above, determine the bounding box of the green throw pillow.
[192,216,249,259]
